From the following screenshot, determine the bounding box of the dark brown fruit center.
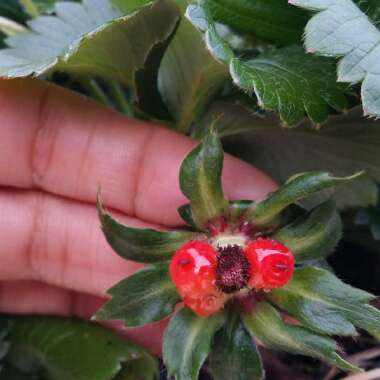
[215,245,250,294]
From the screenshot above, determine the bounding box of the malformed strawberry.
[169,241,226,316]
[245,238,294,291]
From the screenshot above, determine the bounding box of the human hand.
[0,78,277,353]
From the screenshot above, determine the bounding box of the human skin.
[0,78,277,353]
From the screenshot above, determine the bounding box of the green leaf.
[0,0,27,23]
[113,357,158,380]
[269,267,380,337]
[98,196,196,263]
[179,130,228,229]
[0,0,180,100]
[290,0,380,119]
[242,302,359,373]
[158,0,228,133]
[246,171,361,227]
[163,307,225,380]
[2,315,157,380]
[94,262,180,327]
[272,201,342,261]
[230,46,349,126]
[209,314,264,380]
[185,3,234,64]
[216,104,380,208]
[205,0,309,46]
[355,0,380,25]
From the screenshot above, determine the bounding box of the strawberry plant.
[0,0,380,379]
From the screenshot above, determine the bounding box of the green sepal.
[268,267,378,337]
[272,201,342,261]
[163,307,226,380]
[209,313,264,380]
[94,262,180,327]
[97,195,196,263]
[179,130,228,229]
[246,171,363,227]
[242,302,360,373]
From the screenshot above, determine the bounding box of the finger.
[0,188,147,294]
[0,78,276,226]
[0,280,165,354]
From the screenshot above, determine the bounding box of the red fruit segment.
[170,241,225,317]
[245,238,294,291]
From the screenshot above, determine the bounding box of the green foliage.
[230,46,349,126]
[0,0,179,102]
[242,302,359,372]
[268,267,380,336]
[291,0,380,119]
[95,262,180,326]
[179,130,228,228]
[205,0,308,46]
[163,308,226,380]
[187,1,350,126]
[272,201,342,261]
[209,314,264,380]
[1,316,157,380]
[158,0,228,132]
[246,171,362,227]
[98,195,196,262]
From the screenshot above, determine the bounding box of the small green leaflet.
[187,3,349,126]
[268,267,380,337]
[179,130,228,229]
[0,0,180,100]
[242,302,359,373]
[209,314,264,380]
[164,307,226,380]
[272,200,342,261]
[230,46,349,126]
[290,0,380,119]
[2,315,158,380]
[98,194,196,263]
[246,171,362,227]
[95,262,180,327]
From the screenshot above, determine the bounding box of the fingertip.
[222,154,278,202]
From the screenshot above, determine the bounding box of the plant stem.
[19,0,40,17]
[79,78,112,108]
[107,80,133,116]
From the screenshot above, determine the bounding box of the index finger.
[0,78,277,226]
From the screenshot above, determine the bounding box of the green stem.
[79,77,112,108]
[107,80,133,116]
[19,0,40,17]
